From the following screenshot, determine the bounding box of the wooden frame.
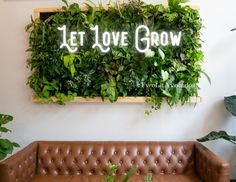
[31,96,202,103]
[34,5,200,19]
[32,5,201,104]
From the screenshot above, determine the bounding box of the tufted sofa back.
[36,141,195,176]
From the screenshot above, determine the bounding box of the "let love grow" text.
[58,25,182,53]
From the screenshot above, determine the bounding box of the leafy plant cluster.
[106,162,153,182]
[26,0,204,110]
[0,114,20,160]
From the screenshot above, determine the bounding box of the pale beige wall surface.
[0,0,236,178]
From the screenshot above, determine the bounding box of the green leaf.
[158,48,165,59]
[0,127,11,133]
[161,70,169,82]
[0,139,14,155]
[224,95,236,117]
[12,142,20,148]
[0,152,7,160]
[62,0,69,7]
[106,162,117,182]
[197,131,236,145]
[145,173,153,182]
[0,114,13,125]
[62,54,76,78]
[163,90,172,97]
[122,166,137,182]
[118,65,125,72]
[200,70,211,84]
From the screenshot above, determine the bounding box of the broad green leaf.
[161,70,169,82]
[12,142,20,148]
[158,48,165,60]
[0,114,13,125]
[163,90,172,97]
[145,173,153,182]
[122,166,137,182]
[0,127,11,133]
[0,152,7,160]
[224,95,236,117]
[197,131,236,145]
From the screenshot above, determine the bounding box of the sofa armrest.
[194,142,230,182]
[0,141,38,182]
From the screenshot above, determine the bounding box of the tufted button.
[102,151,106,155]
[149,151,152,155]
[84,160,88,164]
[131,160,135,164]
[161,169,165,174]
[76,169,82,175]
[91,150,94,155]
[155,160,159,164]
[126,151,129,155]
[160,150,163,155]
[80,150,84,155]
[172,169,177,174]
[114,151,117,155]
[108,160,112,163]
[143,160,147,164]
[172,150,175,154]
[167,159,171,164]
[55,168,60,175]
[73,158,77,164]
[178,160,182,164]
[90,169,95,174]
[96,159,100,164]
[137,169,141,174]
[119,160,123,165]
[64,169,69,175]
[137,151,140,155]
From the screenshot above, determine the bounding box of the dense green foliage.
[26,0,204,110]
[0,114,20,160]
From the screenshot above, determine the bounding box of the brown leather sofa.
[0,141,230,182]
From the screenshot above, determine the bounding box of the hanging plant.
[26,0,206,112]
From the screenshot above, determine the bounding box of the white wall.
[0,0,236,178]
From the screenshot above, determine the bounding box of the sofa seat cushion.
[31,174,202,182]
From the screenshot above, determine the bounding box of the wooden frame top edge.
[34,5,200,19]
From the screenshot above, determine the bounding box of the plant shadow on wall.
[0,114,20,160]
[26,0,209,113]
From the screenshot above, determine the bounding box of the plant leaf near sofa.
[224,95,236,117]
[0,114,20,160]
[106,162,139,182]
[197,95,236,145]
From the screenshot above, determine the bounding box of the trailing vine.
[26,0,206,111]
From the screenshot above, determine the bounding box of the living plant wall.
[26,0,205,111]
